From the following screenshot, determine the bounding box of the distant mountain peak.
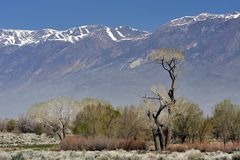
[169,12,240,26]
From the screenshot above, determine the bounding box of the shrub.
[233,152,240,160]
[11,152,24,160]
[0,152,10,160]
[118,139,146,151]
[6,119,16,132]
[60,136,146,151]
[84,138,112,151]
[16,115,35,133]
[167,144,188,152]
[34,125,43,135]
[186,149,204,160]
[60,136,83,150]
[167,142,240,153]
[0,119,6,132]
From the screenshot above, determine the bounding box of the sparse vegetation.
[0,149,237,160]
[168,142,240,153]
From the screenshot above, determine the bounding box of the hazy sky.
[0,0,239,31]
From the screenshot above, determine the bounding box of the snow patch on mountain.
[106,27,117,41]
[170,12,240,26]
[186,42,198,50]
[129,58,148,69]
[115,28,125,38]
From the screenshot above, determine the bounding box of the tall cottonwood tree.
[143,48,184,151]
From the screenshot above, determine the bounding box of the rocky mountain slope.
[0,12,239,117]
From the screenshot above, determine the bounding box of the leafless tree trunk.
[143,48,184,151]
[152,128,158,151]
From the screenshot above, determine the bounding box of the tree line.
[0,97,239,147]
[0,97,150,141]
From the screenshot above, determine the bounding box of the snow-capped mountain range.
[169,11,240,26]
[0,25,150,46]
[0,12,239,117]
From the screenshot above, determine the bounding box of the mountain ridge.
[0,25,150,47]
[168,11,240,26]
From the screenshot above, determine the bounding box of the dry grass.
[168,142,240,153]
[60,135,146,151]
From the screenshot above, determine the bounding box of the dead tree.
[143,48,184,151]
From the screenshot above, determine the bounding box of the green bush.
[34,125,43,135]
[6,119,16,132]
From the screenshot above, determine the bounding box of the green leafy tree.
[73,102,120,138]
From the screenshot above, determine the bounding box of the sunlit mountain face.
[0,12,239,117]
